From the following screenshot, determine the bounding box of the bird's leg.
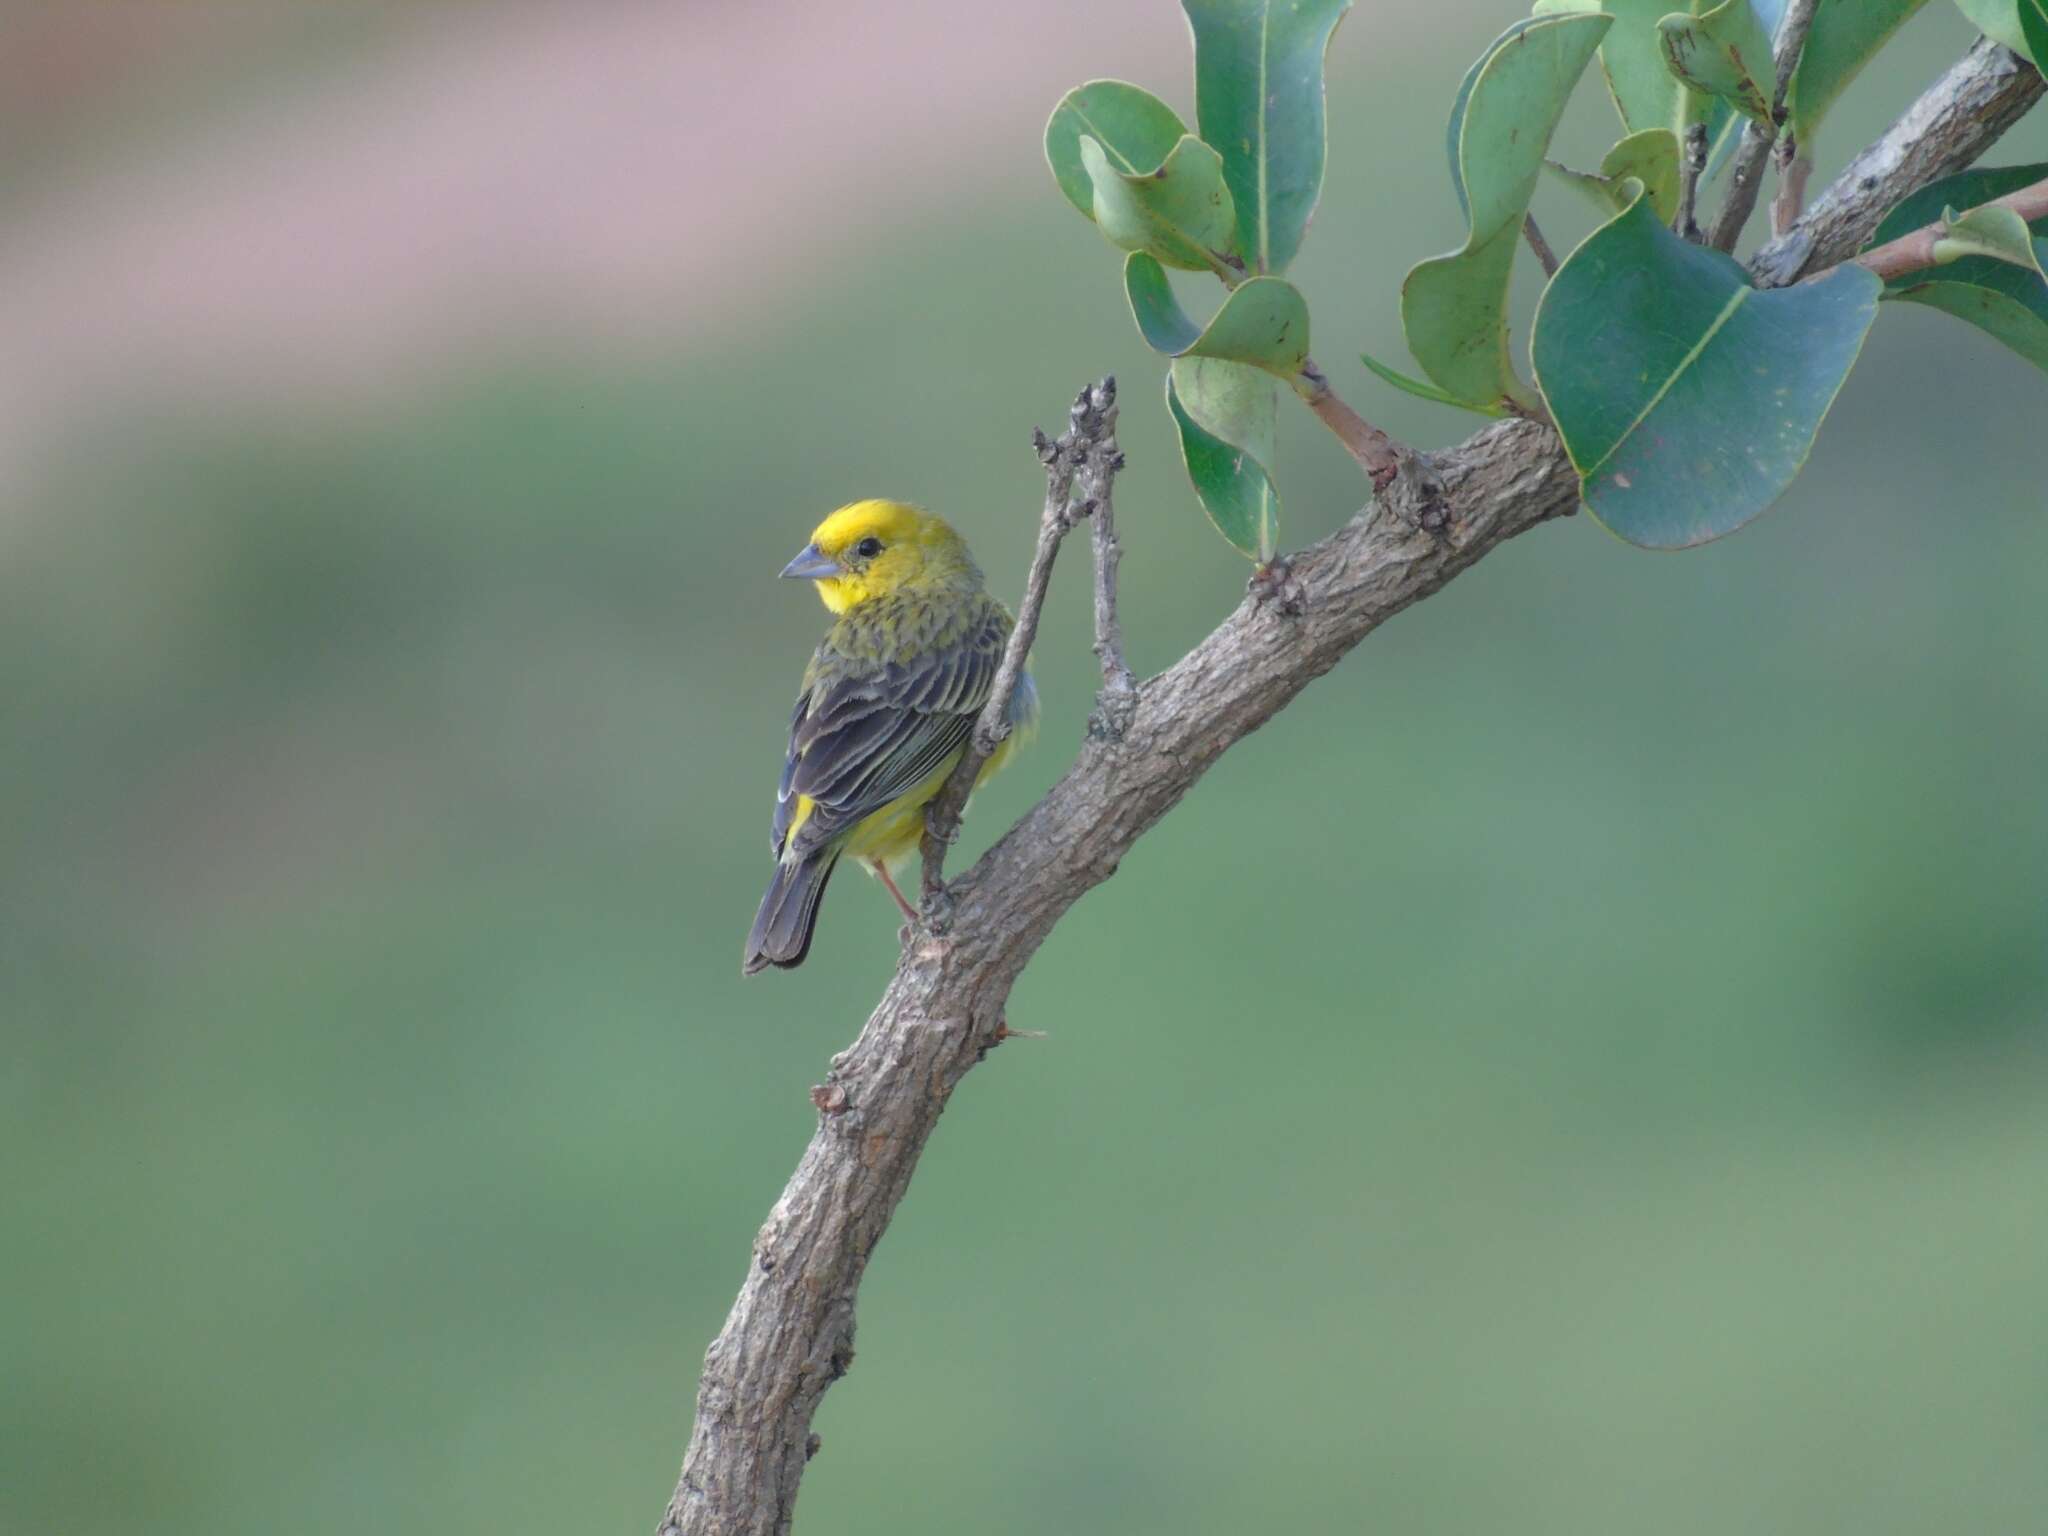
[870,861,919,924]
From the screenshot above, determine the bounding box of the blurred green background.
[5,3,2047,1533]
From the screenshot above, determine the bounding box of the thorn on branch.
[810,1082,850,1116]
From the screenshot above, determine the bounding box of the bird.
[743,500,1037,975]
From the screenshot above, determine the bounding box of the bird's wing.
[772,607,1005,860]
[769,690,812,857]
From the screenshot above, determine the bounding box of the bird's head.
[779,500,981,613]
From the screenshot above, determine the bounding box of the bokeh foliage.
[1053,0,2047,551]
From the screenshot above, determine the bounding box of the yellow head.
[778,500,982,613]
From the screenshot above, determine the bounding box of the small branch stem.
[1522,214,1560,278]
[1295,359,1405,488]
[1084,440,1135,734]
[1675,121,1709,241]
[1712,124,1776,251]
[919,377,1121,912]
[1710,0,1820,251]
[1771,141,1811,238]
[1852,173,2048,282]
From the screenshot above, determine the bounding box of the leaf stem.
[1294,360,1404,487]
[1851,174,2048,282]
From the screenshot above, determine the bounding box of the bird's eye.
[854,536,885,559]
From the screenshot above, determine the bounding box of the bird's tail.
[742,850,838,975]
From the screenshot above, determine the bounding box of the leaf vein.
[1583,285,1750,482]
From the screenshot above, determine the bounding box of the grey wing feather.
[771,609,1005,860]
[770,690,811,857]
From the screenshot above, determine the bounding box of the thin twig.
[1522,213,1560,278]
[918,376,1120,915]
[1083,433,1136,738]
[1675,121,1709,241]
[1853,172,2048,281]
[1710,0,1821,250]
[1771,139,1812,238]
[1767,0,1822,117]
[1712,124,1777,250]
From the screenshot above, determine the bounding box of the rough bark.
[1750,37,2043,287]
[658,38,2044,1536]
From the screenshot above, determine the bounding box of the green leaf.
[1079,132,1237,274]
[1182,0,1353,274]
[1402,12,1610,415]
[1869,162,2048,241]
[1534,0,1696,134]
[1658,0,1776,124]
[1359,348,1509,414]
[1167,359,1281,559]
[2025,0,2048,71]
[1545,127,1683,223]
[1954,0,2041,66]
[1124,254,1313,377]
[1123,253,1203,352]
[1885,254,2048,370]
[1448,16,1543,216]
[1870,163,2048,372]
[1779,0,1932,144]
[1187,278,1312,375]
[1935,204,2046,269]
[1045,81,1190,222]
[1532,189,1881,548]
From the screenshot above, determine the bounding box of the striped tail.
[742,850,838,975]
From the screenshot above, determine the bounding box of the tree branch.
[659,36,2045,1536]
[662,412,1575,1536]
[1750,37,2044,287]
[1771,141,1813,238]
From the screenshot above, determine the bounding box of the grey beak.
[779,544,840,581]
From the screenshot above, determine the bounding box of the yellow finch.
[743,500,1037,975]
